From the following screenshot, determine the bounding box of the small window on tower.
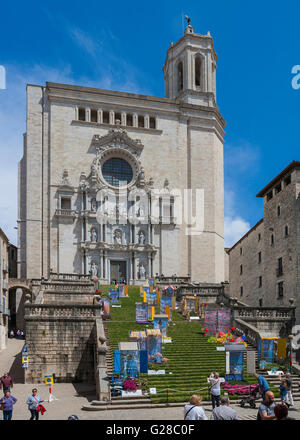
[138,115,145,128]
[127,114,133,126]
[178,61,183,92]
[149,117,156,129]
[78,108,86,121]
[102,111,109,124]
[195,55,202,87]
[91,109,98,123]
[115,112,121,124]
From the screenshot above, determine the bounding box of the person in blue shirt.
[0,390,17,420]
[279,378,287,402]
[26,388,43,420]
[254,373,270,400]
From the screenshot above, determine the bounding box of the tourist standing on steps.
[26,388,44,420]
[209,372,221,409]
[184,395,208,420]
[281,373,294,408]
[0,391,17,420]
[279,377,287,403]
[210,396,238,420]
[0,373,13,395]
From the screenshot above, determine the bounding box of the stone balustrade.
[25,304,101,319]
[49,272,92,282]
[54,209,77,218]
[42,282,93,292]
[233,306,295,321]
[234,318,261,348]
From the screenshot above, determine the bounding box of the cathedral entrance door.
[110,260,126,283]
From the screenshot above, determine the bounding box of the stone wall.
[24,304,100,383]
[228,165,300,323]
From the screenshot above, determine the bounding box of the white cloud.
[224,215,251,248]
[223,140,262,248]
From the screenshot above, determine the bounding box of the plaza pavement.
[1,339,300,420]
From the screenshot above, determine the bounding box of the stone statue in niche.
[91,198,97,211]
[139,263,146,279]
[136,198,145,217]
[138,230,146,245]
[91,228,98,242]
[91,261,98,278]
[91,163,97,178]
[114,229,122,245]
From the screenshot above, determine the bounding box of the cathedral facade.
[19,24,226,285]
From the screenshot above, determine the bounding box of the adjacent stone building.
[228,161,300,323]
[19,23,226,285]
[0,228,9,351]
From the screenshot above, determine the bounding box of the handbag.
[0,399,5,411]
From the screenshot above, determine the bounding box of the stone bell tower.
[163,20,225,284]
[163,23,217,107]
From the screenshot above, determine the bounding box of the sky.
[0,0,300,247]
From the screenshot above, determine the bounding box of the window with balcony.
[61,197,71,210]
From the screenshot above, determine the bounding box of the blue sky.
[0,0,300,246]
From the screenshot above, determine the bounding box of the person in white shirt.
[184,394,208,420]
[209,372,221,409]
[210,396,238,420]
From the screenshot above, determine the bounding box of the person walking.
[208,372,221,409]
[0,373,13,395]
[254,373,270,400]
[184,395,208,420]
[257,391,276,420]
[210,396,238,420]
[26,388,44,420]
[0,391,17,420]
[283,373,294,408]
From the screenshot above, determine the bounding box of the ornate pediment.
[92,126,144,157]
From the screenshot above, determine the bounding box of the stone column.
[86,107,91,122]
[103,251,107,280]
[109,111,114,125]
[16,288,25,331]
[100,251,104,279]
[145,115,150,129]
[133,113,138,127]
[98,109,103,124]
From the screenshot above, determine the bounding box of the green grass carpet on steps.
[104,285,279,403]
